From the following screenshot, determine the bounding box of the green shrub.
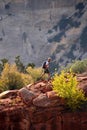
[0,63,33,91]
[52,70,87,110]
[26,67,43,82]
[21,73,33,85]
[65,59,87,74]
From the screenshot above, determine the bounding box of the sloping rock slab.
[46,91,58,99]
[26,81,52,93]
[18,88,37,105]
[77,76,87,82]
[0,90,18,99]
[33,93,65,107]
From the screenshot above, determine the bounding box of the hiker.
[41,57,51,80]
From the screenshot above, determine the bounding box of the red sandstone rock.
[33,93,55,107]
[18,88,37,105]
[41,83,52,93]
[78,83,87,96]
[28,81,52,93]
[0,90,18,99]
[34,82,46,89]
[77,76,87,82]
[46,90,58,99]
[0,77,87,130]
[77,75,87,96]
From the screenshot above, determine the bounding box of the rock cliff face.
[0,74,87,130]
[0,0,86,68]
[0,0,83,9]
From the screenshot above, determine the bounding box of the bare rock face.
[0,77,87,130]
[0,0,86,67]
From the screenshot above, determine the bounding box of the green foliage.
[26,63,35,68]
[0,63,33,91]
[0,58,9,73]
[0,58,8,65]
[65,59,87,74]
[21,73,33,86]
[0,62,47,91]
[52,70,87,110]
[14,56,35,72]
[26,67,43,82]
[14,56,25,73]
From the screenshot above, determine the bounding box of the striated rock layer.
[0,75,87,130]
[0,105,87,130]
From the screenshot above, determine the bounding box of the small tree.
[26,63,35,68]
[14,56,25,73]
[0,58,9,73]
[1,58,8,65]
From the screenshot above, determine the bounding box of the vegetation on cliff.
[64,59,87,74]
[0,57,87,110]
[52,70,87,110]
[0,56,43,91]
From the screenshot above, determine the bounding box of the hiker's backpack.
[42,61,46,69]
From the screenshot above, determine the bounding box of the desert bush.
[52,70,87,110]
[21,73,33,85]
[26,67,43,82]
[0,63,33,91]
[65,59,87,74]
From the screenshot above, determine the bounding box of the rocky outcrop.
[77,73,87,97]
[0,76,87,130]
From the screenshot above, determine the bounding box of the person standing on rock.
[41,57,52,80]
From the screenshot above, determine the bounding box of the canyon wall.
[0,0,86,68]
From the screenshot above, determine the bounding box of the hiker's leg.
[40,69,45,79]
[48,73,51,81]
[45,69,51,81]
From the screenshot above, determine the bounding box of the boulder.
[18,88,37,105]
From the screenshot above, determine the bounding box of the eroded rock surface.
[0,76,87,130]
